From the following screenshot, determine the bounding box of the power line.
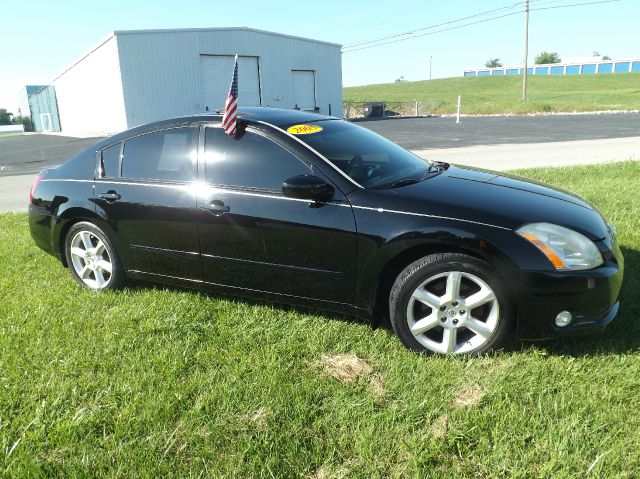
[343,1,525,50]
[342,0,621,54]
[343,10,524,53]
[530,0,620,12]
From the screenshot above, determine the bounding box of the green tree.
[0,108,14,125]
[485,58,503,68]
[602,55,611,60]
[14,115,34,132]
[534,51,561,64]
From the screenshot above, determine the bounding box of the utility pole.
[429,55,432,80]
[522,0,529,100]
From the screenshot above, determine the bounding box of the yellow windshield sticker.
[287,124,323,135]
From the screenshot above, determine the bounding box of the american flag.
[221,55,239,136]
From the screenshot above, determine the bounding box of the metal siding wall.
[53,36,127,136]
[465,59,640,77]
[116,29,342,127]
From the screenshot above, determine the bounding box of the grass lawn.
[1,161,639,477]
[0,133,25,138]
[343,73,640,115]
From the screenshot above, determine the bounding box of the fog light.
[555,311,573,327]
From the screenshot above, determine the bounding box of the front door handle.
[202,200,230,215]
[99,191,121,202]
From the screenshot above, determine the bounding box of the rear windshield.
[292,120,429,189]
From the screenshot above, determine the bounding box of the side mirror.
[282,175,334,203]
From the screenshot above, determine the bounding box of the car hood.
[368,165,609,240]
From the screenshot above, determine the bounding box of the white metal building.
[51,27,342,136]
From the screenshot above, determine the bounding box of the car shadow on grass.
[125,246,637,357]
[125,280,372,329]
[508,246,639,357]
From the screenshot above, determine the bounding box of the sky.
[1,0,637,114]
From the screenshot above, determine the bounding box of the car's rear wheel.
[389,253,512,355]
[65,222,124,291]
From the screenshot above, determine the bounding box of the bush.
[14,116,34,132]
[535,51,561,64]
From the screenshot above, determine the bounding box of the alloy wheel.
[406,271,499,354]
[69,230,113,290]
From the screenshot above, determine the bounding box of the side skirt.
[126,269,371,318]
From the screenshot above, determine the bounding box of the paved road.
[414,136,640,171]
[3,136,638,213]
[0,134,102,177]
[0,174,33,213]
[1,113,639,178]
[359,113,640,150]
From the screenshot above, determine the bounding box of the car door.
[197,124,357,304]
[94,126,202,280]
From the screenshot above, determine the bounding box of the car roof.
[98,107,340,147]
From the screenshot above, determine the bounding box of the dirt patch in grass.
[249,407,269,430]
[320,353,372,382]
[454,383,485,406]
[318,354,384,397]
[307,465,349,479]
[429,414,449,438]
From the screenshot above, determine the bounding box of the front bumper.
[512,244,624,340]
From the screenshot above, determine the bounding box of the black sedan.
[28,108,624,355]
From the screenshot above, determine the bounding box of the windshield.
[292,120,430,189]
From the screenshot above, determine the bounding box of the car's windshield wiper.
[387,177,423,189]
[381,162,450,189]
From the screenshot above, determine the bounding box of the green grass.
[0,132,24,138]
[1,161,639,477]
[344,73,640,115]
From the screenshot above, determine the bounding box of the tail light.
[29,174,43,204]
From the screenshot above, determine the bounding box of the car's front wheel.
[389,253,512,355]
[65,222,125,291]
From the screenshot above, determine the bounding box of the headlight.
[517,222,603,271]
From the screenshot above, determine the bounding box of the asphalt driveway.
[1,113,639,213]
[359,113,640,149]
[0,134,102,177]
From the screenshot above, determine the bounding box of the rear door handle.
[202,200,230,215]
[99,191,121,202]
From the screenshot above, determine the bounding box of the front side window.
[121,127,197,182]
[293,119,429,189]
[204,127,311,191]
[100,142,121,178]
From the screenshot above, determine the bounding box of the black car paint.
[28,108,624,340]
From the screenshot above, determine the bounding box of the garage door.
[200,55,261,111]
[292,70,316,110]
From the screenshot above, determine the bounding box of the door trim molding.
[201,253,343,276]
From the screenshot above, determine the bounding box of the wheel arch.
[371,238,518,326]
[55,208,109,267]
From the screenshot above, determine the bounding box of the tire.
[389,253,512,355]
[64,221,125,291]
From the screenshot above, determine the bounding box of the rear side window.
[204,127,310,190]
[100,143,121,178]
[122,127,197,182]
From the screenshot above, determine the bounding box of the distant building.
[18,85,61,132]
[23,27,342,137]
[464,58,640,77]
